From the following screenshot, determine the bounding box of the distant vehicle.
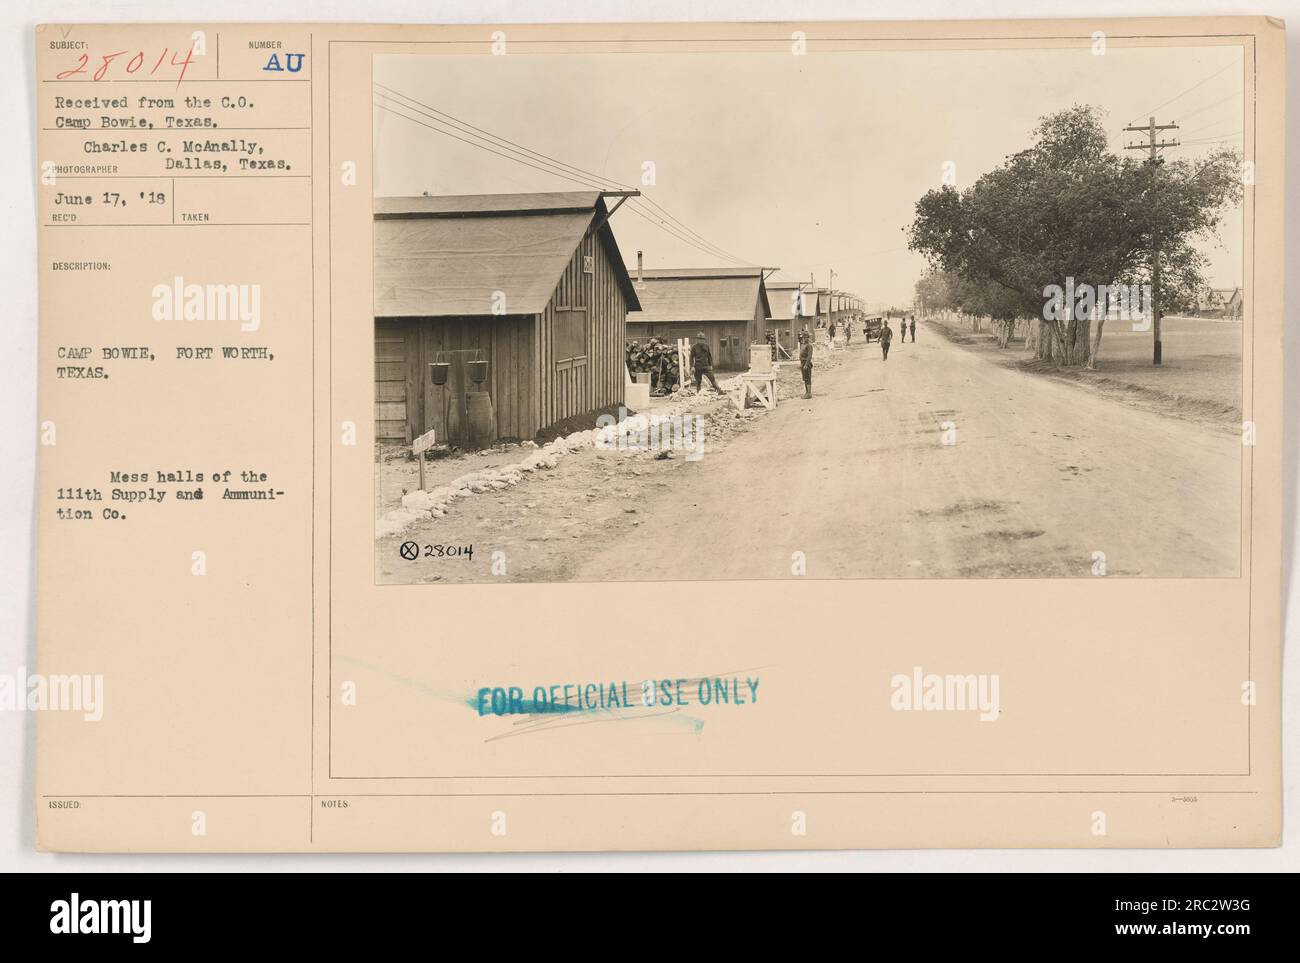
[863,317,884,342]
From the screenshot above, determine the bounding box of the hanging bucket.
[429,362,450,386]
[467,360,489,384]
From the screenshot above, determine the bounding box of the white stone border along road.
[375,374,744,539]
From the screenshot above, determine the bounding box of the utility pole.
[1123,116,1179,365]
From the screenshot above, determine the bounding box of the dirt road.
[570,327,1241,580]
[380,325,1242,582]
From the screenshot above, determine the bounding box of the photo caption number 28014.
[398,541,474,562]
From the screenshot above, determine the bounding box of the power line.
[1173,90,1242,124]
[783,246,910,272]
[373,99,608,190]
[1180,135,1242,147]
[374,97,754,265]
[376,83,625,188]
[373,85,756,265]
[1180,115,1244,139]
[372,97,748,264]
[377,84,733,258]
[1128,60,1236,126]
[1122,117,1180,366]
[1183,128,1243,141]
[621,205,755,265]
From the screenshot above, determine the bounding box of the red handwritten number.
[169,45,196,88]
[92,51,127,82]
[56,43,195,87]
[55,53,88,80]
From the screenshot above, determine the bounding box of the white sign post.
[412,429,437,491]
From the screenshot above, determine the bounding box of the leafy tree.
[908,105,1241,367]
[914,270,1030,347]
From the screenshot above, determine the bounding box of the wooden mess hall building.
[763,279,812,350]
[624,267,771,371]
[373,191,641,444]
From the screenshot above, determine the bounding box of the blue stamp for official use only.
[472,676,761,717]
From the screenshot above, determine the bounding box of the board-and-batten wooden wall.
[374,314,533,443]
[537,229,627,431]
[374,327,413,442]
[625,319,751,370]
[375,226,628,444]
[625,281,766,371]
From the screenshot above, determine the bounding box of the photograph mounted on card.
[33,17,1283,853]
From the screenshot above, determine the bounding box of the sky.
[374,43,1244,308]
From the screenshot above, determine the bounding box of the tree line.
[907,105,1241,368]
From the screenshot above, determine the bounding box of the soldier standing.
[690,332,723,392]
[880,320,893,360]
[799,331,814,398]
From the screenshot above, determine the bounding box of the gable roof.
[764,280,810,321]
[374,191,640,317]
[629,268,770,324]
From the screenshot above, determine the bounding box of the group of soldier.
[797,315,918,398]
[879,315,917,361]
[677,314,920,404]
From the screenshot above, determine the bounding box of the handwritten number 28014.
[56,45,197,88]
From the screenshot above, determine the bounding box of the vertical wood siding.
[625,320,751,371]
[375,319,414,442]
[375,314,533,444]
[375,226,628,444]
[751,295,767,351]
[537,228,627,432]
